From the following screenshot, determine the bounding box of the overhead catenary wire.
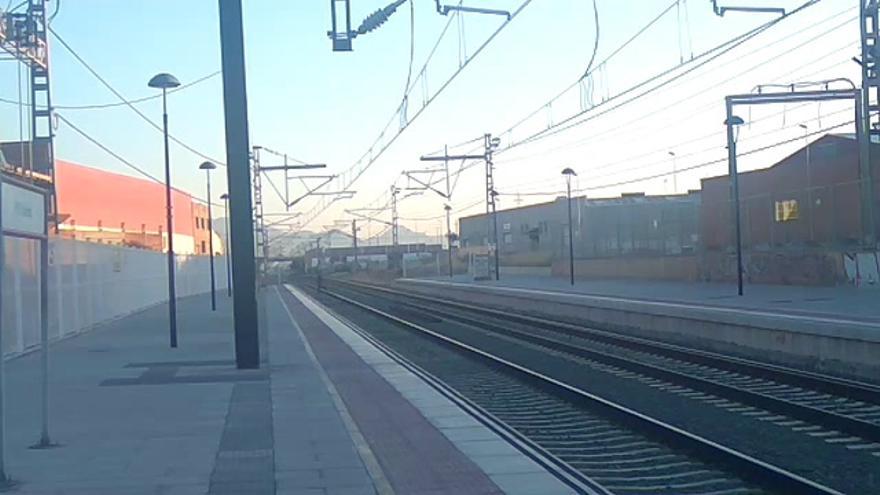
[290,0,829,235]
[343,0,829,223]
[506,0,824,150]
[293,0,535,232]
[581,0,600,80]
[500,0,677,142]
[497,118,853,198]
[501,95,857,197]
[498,30,858,177]
[404,0,415,95]
[509,6,855,159]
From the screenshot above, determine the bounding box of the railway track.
[305,281,844,494]
[332,279,880,452]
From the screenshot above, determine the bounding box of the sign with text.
[2,180,46,236]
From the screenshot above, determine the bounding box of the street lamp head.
[798,123,808,130]
[199,161,218,171]
[668,151,676,157]
[220,193,229,200]
[444,204,452,211]
[148,73,181,89]
[561,167,577,176]
[724,115,745,126]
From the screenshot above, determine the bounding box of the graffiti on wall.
[843,252,880,288]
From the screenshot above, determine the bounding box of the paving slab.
[0,289,380,495]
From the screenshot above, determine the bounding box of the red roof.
[55,160,197,235]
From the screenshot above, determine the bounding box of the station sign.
[2,179,46,237]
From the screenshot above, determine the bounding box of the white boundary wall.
[2,237,228,356]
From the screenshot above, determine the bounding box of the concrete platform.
[279,285,583,495]
[414,274,880,323]
[0,290,380,495]
[395,276,880,381]
[0,285,586,494]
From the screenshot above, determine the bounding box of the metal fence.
[577,199,700,259]
[1,237,228,357]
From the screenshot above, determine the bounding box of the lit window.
[774,200,799,222]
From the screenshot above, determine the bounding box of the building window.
[775,200,799,222]
[503,233,512,244]
[503,222,511,233]
[201,240,207,253]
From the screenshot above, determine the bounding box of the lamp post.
[148,72,182,347]
[562,167,577,286]
[200,161,218,311]
[668,151,678,194]
[220,193,232,297]
[724,114,746,296]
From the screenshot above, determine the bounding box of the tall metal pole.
[0,173,7,482]
[860,0,877,247]
[161,88,179,347]
[725,102,744,296]
[223,195,232,297]
[38,193,50,447]
[352,220,359,267]
[206,170,217,311]
[444,145,454,279]
[485,134,500,281]
[391,187,400,247]
[218,0,260,369]
[445,205,453,278]
[566,177,574,286]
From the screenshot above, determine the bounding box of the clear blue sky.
[0,0,860,241]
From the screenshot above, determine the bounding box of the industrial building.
[0,142,222,256]
[459,191,701,279]
[53,160,222,255]
[459,134,880,285]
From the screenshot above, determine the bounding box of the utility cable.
[499,119,853,197]
[48,26,226,166]
[507,0,823,149]
[56,113,220,206]
[0,71,221,110]
[581,0,600,79]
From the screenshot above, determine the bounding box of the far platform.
[403,274,880,326]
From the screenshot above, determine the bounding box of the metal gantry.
[0,0,56,463]
[724,87,867,296]
[485,133,501,280]
[0,0,56,214]
[251,146,270,283]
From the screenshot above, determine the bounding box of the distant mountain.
[361,225,438,246]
